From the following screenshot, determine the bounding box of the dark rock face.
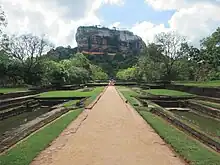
[75,26,146,55]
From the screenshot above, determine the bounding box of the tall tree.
[200,27,220,69]
[2,34,53,84]
[155,31,186,80]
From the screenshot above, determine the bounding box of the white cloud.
[144,0,220,10]
[135,0,220,47]
[169,3,220,46]
[109,22,121,28]
[131,21,170,44]
[1,0,124,47]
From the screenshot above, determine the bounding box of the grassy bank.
[38,87,104,98]
[116,86,140,106]
[146,89,193,96]
[175,80,220,87]
[0,109,82,165]
[194,100,220,110]
[0,88,28,94]
[139,110,220,165]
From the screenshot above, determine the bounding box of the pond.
[0,107,51,136]
[172,110,220,138]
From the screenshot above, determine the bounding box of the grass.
[0,88,28,94]
[0,109,82,165]
[84,87,104,105]
[194,100,220,110]
[116,86,140,106]
[38,87,104,98]
[146,89,193,96]
[63,100,80,108]
[139,110,220,165]
[175,80,220,87]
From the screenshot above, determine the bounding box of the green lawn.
[63,100,80,108]
[194,100,220,110]
[0,109,82,165]
[116,86,140,106]
[0,88,28,94]
[139,110,220,165]
[175,80,220,87]
[38,87,104,98]
[146,89,193,96]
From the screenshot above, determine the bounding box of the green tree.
[200,27,220,69]
[2,34,53,85]
[90,65,108,80]
[116,67,137,81]
[155,31,186,81]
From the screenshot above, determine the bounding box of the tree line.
[1,6,220,86]
[0,7,108,87]
[116,29,220,82]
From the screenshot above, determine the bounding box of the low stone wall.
[166,84,220,98]
[151,108,220,152]
[0,106,76,153]
[0,90,39,100]
[0,98,33,111]
[150,100,184,108]
[138,95,195,101]
[0,100,39,120]
[197,96,220,104]
[187,101,220,119]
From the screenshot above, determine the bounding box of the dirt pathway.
[31,86,185,165]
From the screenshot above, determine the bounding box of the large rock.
[75,26,146,55]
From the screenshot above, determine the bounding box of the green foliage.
[200,27,220,69]
[116,67,138,81]
[0,109,82,165]
[90,65,108,80]
[136,43,166,81]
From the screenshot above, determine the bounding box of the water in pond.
[172,111,220,138]
[0,107,51,136]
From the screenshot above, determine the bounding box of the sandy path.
[31,86,185,165]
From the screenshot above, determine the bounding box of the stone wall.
[166,84,220,98]
[187,101,220,119]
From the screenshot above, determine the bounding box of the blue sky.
[2,0,220,47]
[99,0,175,28]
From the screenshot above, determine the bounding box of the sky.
[1,0,220,47]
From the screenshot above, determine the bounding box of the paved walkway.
[31,86,185,165]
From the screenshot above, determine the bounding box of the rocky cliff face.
[75,26,146,55]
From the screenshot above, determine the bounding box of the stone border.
[166,84,220,98]
[85,86,108,109]
[0,106,78,153]
[187,101,220,119]
[151,108,220,152]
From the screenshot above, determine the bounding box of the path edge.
[85,86,108,109]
